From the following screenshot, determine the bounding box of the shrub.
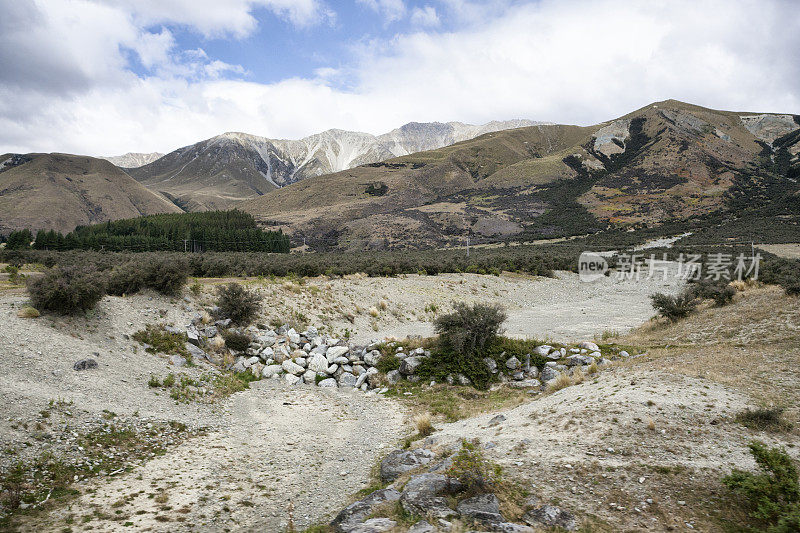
[222,330,251,352]
[736,407,793,433]
[690,279,736,306]
[650,291,698,321]
[434,302,506,356]
[723,441,800,531]
[446,439,502,494]
[26,265,106,314]
[375,353,400,373]
[216,283,262,325]
[106,262,144,296]
[144,257,188,296]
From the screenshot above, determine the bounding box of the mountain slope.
[101,152,165,168]
[0,153,182,234]
[241,100,800,249]
[128,120,544,211]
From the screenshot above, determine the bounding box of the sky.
[1,0,799,156]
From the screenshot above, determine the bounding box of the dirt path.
[26,380,406,532]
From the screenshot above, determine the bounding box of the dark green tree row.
[25,210,290,253]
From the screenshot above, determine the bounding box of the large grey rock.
[456,493,504,525]
[400,473,461,519]
[508,379,541,389]
[565,354,593,367]
[326,345,350,363]
[380,449,435,482]
[534,345,552,357]
[284,373,301,385]
[386,370,402,384]
[73,358,98,371]
[578,341,600,352]
[407,521,436,533]
[261,364,282,378]
[281,359,305,375]
[505,356,520,370]
[185,342,209,361]
[399,356,426,375]
[364,350,383,367]
[540,366,559,382]
[402,473,462,496]
[330,488,401,532]
[186,325,200,346]
[338,372,359,388]
[348,518,396,533]
[170,354,187,367]
[302,369,317,383]
[308,353,329,373]
[483,357,498,373]
[318,378,338,388]
[523,505,577,531]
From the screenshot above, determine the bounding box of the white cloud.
[410,5,440,27]
[357,0,406,24]
[1,0,799,156]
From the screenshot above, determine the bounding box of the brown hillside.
[0,153,182,234]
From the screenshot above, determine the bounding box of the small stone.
[73,359,98,371]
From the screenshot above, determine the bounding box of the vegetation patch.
[216,283,262,325]
[723,441,800,532]
[26,265,106,315]
[736,407,793,433]
[132,325,189,359]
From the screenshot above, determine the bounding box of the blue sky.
[1,0,799,155]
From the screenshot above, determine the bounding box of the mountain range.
[240,100,800,249]
[126,120,543,211]
[101,152,164,168]
[1,101,798,246]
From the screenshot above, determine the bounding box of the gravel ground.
[221,270,685,345]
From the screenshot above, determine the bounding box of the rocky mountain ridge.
[101,152,165,168]
[127,119,544,211]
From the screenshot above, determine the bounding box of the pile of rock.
[178,315,629,392]
[329,446,577,532]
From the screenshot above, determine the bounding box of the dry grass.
[618,285,800,425]
[546,372,575,392]
[17,305,40,318]
[412,412,434,437]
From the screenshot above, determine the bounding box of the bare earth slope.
[0,153,181,234]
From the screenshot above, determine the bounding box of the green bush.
[418,302,507,389]
[216,283,262,325]
[26,265,106,314]
[446,439,502,494]
[106,262,145,296]
[724,441,800,531]
[375,353,400,373]
[143,257,188,296]
[650,291,698,321]
[690,279,736,306]
[222,330,251,352]
[434,302,506,356]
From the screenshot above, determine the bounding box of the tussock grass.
[16,305,40,318]
[736,407,793,433]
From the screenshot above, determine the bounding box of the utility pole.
[183,239,188,253]
[466,233,470,258]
